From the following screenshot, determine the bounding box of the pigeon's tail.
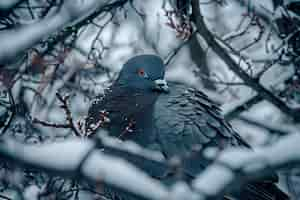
[238,182,290,200]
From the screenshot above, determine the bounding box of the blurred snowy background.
[1,0,300,199]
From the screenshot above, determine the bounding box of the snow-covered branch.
[192,133,300,198]
[0,0,21,10]
[0,0,126,64]
[0,12,66,64]
[0,136,169,200]
[1,132,300,200]
[59,0,118,26]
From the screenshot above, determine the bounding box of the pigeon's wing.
[154,82,249,157]
[153,83,289,200]
[153,82,250,176]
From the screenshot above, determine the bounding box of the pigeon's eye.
[137,68,148,78]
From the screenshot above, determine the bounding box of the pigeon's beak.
[153,79,169,93]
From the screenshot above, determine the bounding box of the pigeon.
[85,54,289,200]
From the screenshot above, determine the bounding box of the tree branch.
[0,130,299,200]
[0,0,22,10]
[0,0,129,64]
[191,0,300,121]
[0,89,15,136]
[224,95,263,120]
[192,133,300,198]
[237,115,296,135]
[0,136,169,200]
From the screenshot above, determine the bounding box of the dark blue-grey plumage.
[85,54,289,200]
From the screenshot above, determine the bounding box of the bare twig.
[55,92,81,136]
[0,89,15,136]
[189,33,216,90]
[32,118,70,129]
[0,194,12,200]
[224,95,263,120]
[32,92,81,136]
[237,115,296,135]
[164,32,196,66]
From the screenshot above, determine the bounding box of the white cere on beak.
[154,79,169,93]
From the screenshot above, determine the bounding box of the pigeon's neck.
[111,83,159,105]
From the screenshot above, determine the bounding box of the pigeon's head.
[117,54,169,93]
